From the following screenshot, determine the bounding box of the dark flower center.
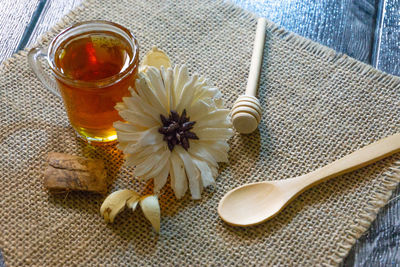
[158,109,199,151]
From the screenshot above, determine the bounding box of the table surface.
[0,0,399,266]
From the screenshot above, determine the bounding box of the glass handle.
[27,47,61,98]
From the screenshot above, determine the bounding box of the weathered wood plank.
[372,0,400,75]
[347,187,400,266]
[0,0,40,63]
[231,0,379,64]
[26,0,83,47]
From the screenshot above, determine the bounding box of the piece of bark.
[44,152,107,194]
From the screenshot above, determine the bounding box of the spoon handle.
[297,133,400,189]
[245,18,267,97]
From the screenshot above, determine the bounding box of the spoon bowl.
[218,182,286,226]
[218,133,400,226]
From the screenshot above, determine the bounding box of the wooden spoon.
[218,133,400,226]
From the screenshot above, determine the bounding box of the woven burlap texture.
[0,0,399,266]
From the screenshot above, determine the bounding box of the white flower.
[114,65,233,199]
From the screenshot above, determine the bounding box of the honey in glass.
[29,20,141,145]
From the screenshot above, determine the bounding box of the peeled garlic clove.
[139,195,161,233]
[139,46,171,73]
[126,194,140,211]
[100,189,140,223]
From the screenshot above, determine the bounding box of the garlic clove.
[140,46,171,73]
[126,194,140,211]
[100,189,140,223]
[139,195,161,233]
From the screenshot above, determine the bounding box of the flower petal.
[121,96,141,113]
[192,157,215,188]
[176,146,202,200]
[173,65,189,103]
[135,75,166,116]
[125,154,137,166]
[210,165,218,178]
[115,102,127,111]
[124,143,164,167]
[142,149,170,180]
[191,79,208,99]
[195,86,221,101]
[135,149,165,177]
[113,121,144,133]
[194,117,231,130]
[137,127,163,146]
[144,67,168,111]
[203,140,230,151]
[188,100,211,121]
[169,151,188,199]
[205,145,229,162]
[195,128,233,141]
[201,141,230,162]
[153,162,170,193]
[189,142,218,167]
[117,142,130,152]
[124,141,164,156]
[116,131,144,142]
[122,95,164,123]
[175,74,198,114]
[161,67,174,111]
[194,109,230,124]
[129,146,167,174]
[119,109,159,128]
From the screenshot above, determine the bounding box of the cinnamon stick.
[44,152,107,194]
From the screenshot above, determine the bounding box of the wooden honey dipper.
[231,18,267,134]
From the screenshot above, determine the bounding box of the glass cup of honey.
[28,20,139,144]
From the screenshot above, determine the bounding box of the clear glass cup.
[28,20,139,145]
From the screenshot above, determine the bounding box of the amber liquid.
[54,32,138,144]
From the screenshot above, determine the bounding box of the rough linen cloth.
[0,0,399,266]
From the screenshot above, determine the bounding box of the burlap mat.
[0,0,399,266]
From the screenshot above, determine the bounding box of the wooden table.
[0,0,399,265]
